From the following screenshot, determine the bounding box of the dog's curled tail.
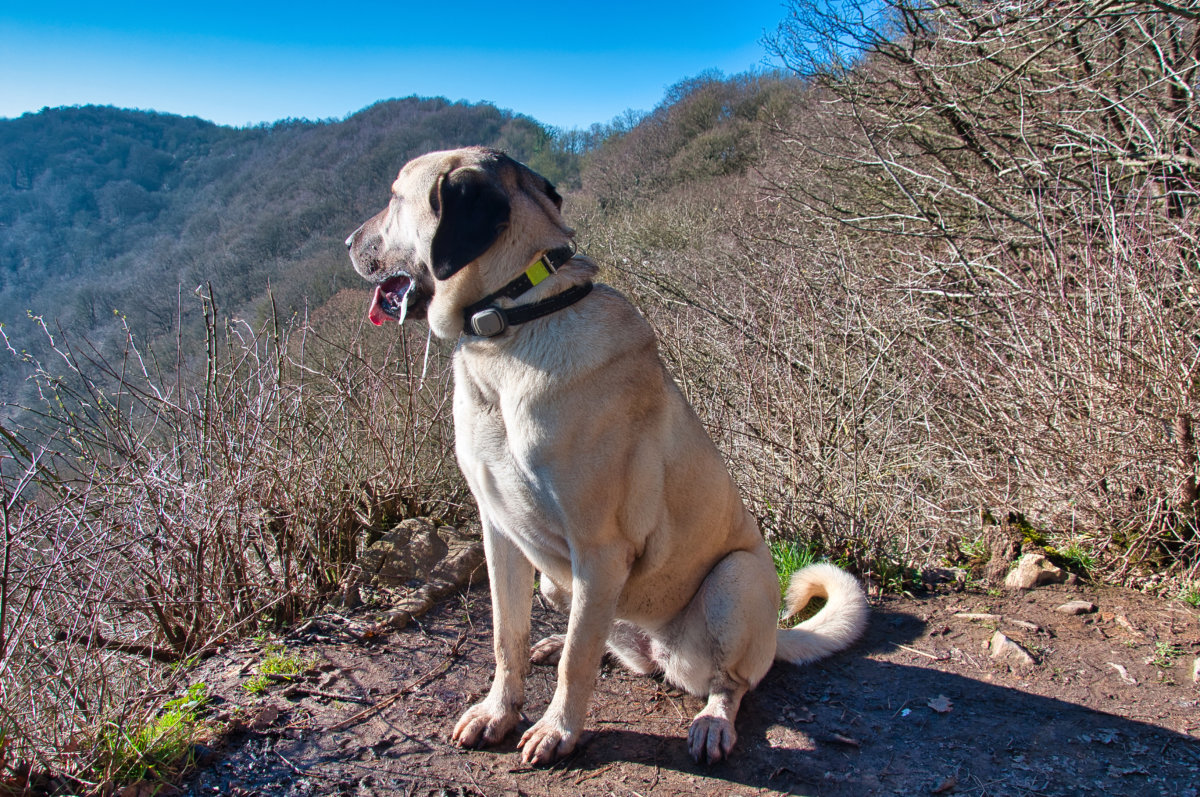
[774,563,869,665]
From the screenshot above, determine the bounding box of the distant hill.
[0,99,582,403]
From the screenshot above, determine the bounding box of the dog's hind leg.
[531,578,655,674]
[663,547,780,764]
[452,521,535,749]
[530,576,569,665]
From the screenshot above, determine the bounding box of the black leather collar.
[462,247,592,338]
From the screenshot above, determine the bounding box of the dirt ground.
[180,581,1200,797]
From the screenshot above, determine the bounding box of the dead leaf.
[928,695,953,714]
[931,775,958,794]
[251,704,281,730]
[785,706,815,724]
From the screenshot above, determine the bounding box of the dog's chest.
[452,357,572,562]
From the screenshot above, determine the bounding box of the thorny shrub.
[577,0,1199,584]
[0,287,462,785]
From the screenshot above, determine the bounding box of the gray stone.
[1004,553,1068,590]
[989,631,1036,670]
[1007,619,1042,632]
[1055,600,1097,615]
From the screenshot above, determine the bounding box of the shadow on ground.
[183,587,1200,796]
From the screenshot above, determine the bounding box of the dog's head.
[346,147,570,339]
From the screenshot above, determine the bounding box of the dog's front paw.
[452,699,521,748]
[517,714,580,765]
[688,714,737,764]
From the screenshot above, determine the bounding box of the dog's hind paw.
[452,700,521,748]
[530,634,565,665]
[688,714,737,764]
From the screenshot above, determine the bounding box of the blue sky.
[1,1,791,130]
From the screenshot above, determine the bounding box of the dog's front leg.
[452,520,535,748]
[518,546,630,765]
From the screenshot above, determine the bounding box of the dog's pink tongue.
[367,274,413,325]
[368,285,392,326]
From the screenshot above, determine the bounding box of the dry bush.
[0,287,460,782]
[581,177,945,584]
[759,0,1199,578]
[575,78,957,582]
[579,1,1198,586]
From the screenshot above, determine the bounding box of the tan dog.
[347,147,869,765]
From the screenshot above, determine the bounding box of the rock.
[989,631,1036,669]
[347,518,488,630]
[351,518,485,587]
[384,608,415,628]
[954,612,1001,621]
[250,704,281,731]
[430,533,487,588]
[354,518,450,587]
[1004,553,1068,590]
[923,567,967,587]
[336,582,362,610]
[1055,600,1098,615]
[1114,614,1143,636]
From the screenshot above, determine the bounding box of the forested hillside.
[0,99,580,404]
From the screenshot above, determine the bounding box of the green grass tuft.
[90,682,209,786]
[244,643,314,695]
[1149,641,1183,669]
[1056,541,1098,577]
[769,539,818,596]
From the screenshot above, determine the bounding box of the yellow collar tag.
[524,257,551,287]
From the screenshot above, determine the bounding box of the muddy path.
[180,583,1200,796]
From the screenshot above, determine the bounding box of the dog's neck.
[461,246,592,338]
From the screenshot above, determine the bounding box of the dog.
[346,147,869,765]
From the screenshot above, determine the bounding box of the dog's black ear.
[543,177,563,210]
[430,166,511,280]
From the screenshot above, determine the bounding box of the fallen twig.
[54,630,182,664]
[282,684,372,704]
[327,631,467,731]
[895,643,950,661]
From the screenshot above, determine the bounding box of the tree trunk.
[1175,413,1198,517]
